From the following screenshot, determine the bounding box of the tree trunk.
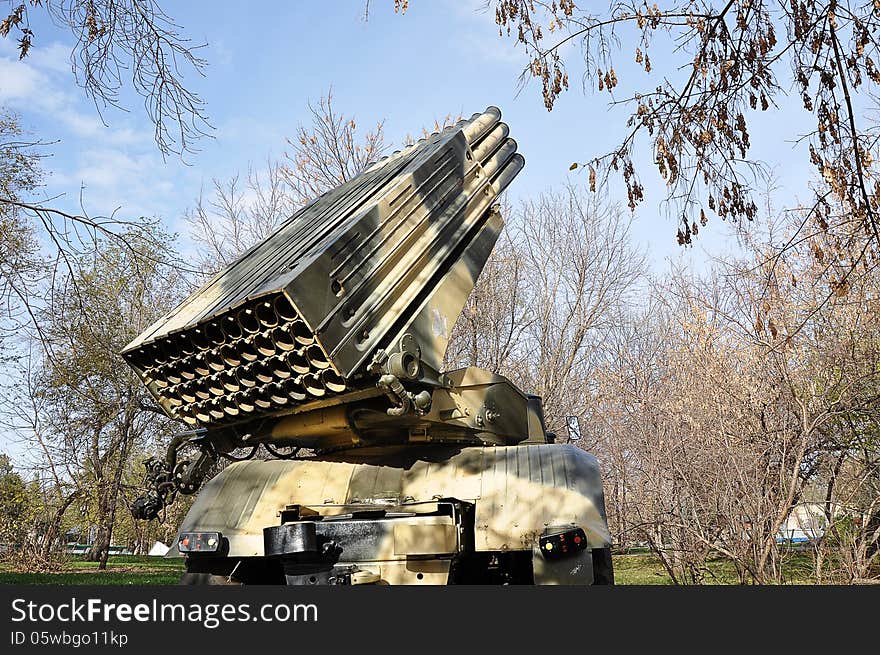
[86,484,112,567]
[87,522,111,567]
[39,491,79,559]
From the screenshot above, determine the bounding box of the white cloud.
[442,0,494,22]
[0,57,44,103]
[0,39,177,222]
[26,42,73,74]
[209,38,233,67]
[0,43,151,145]
[77,149,143,188]
[439,0,524,66]
[459,30,523,65]
[69,147,175,212]
[216,114,288,149]
[0,44,179,220]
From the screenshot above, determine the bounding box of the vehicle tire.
[591,547,615,585]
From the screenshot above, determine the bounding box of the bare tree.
[513,188,646,431]
[444,227,533,373]
[0,0,212,357]
[0,221,184,568]
[281,89,386,207]
[1,0,210,360]
[0,110,43,354]
[2,0,210,157]
[483,2,880,253]
[184,160,298,276]
[187,91,462,277]
[589,206,880,583]
[0,347,83,564]
[446,186,647,438]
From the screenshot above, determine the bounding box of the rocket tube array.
[122,107,525,429]
[125,293,343,426]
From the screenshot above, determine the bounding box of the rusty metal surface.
[122,107,524,429]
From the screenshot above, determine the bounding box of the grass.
[0,552,823,585]
[613,554,676,585]
[613,551,818,585]
[0,555,185,585]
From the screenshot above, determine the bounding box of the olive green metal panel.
[172,444,611,558]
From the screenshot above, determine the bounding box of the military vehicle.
[126,107,614,585]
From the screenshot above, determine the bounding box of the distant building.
[777,502,836,544]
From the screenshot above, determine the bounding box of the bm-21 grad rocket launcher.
[125,107,613,585]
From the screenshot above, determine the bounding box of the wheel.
[591,547,615,585]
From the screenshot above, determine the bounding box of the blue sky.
[0,1,819,272]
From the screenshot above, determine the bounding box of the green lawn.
[613,554,676,585]
[612,551,817,585]
[0,552,819,585]
[0,555,185,585]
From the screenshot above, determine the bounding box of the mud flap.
[532,546,594,585]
